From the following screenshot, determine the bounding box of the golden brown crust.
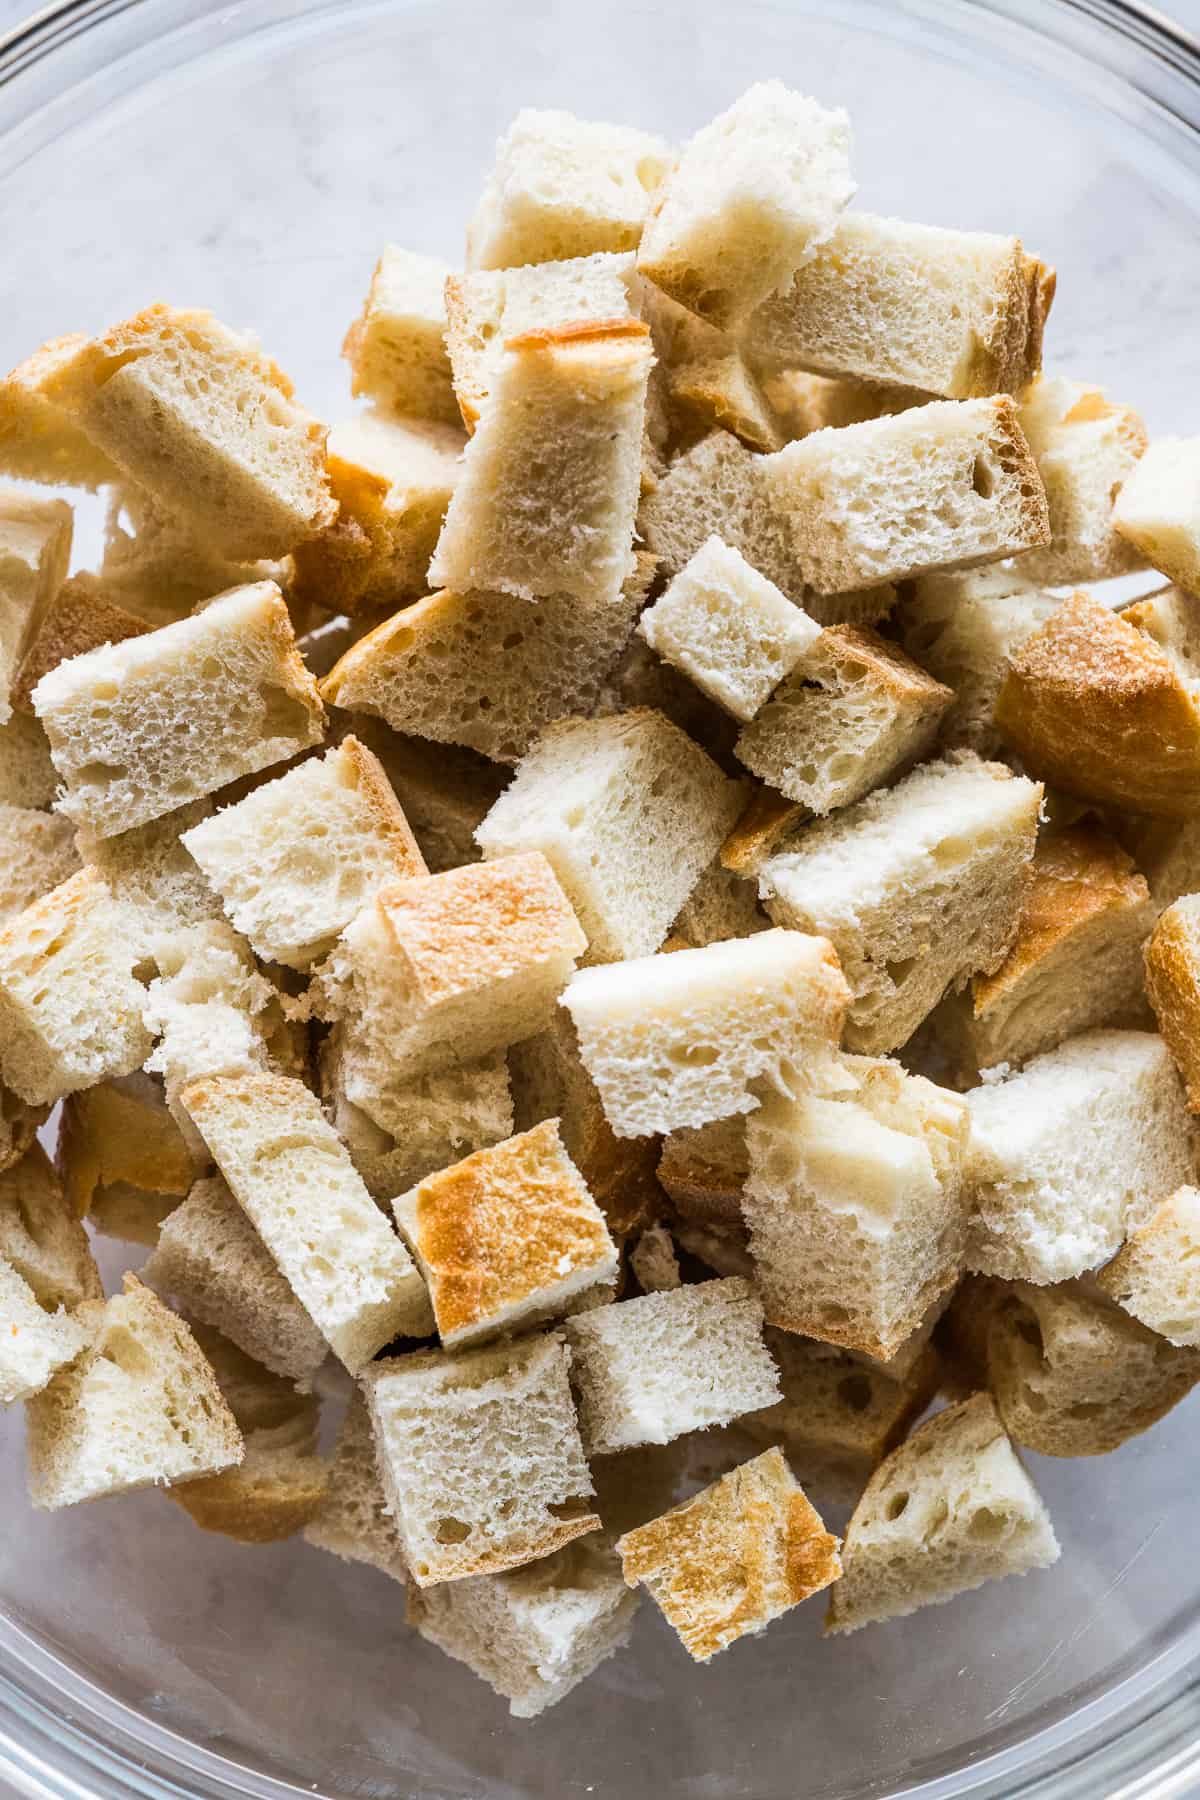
[995,589,1200,816]
[719,786,805,876]
[13,574,148,713]
[1145,897,1200,1110]
[821,622,954,708]
[42,304,299,409]
[171,1458,328,1543]
[409,1510,604,1586]
[0,335,119,489]
[503,318,651,352]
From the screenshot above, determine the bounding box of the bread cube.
[466,108,671,270]
[1144,893,1200,1109]
[742,212,1052,397]
[343,246,459,422]
[761,397,1049,595]
[290,409,465,617]
[181,736,424,970]
[325,1040,512,1199]
[408,1534,638,1717]
[1113,436,1200,591]
[181,1071,433,1370]
[11,572,146,715]
[642,282,783,453]
[429,322,652,608]
[668,860,768,949]
[26,1273,243,1508]
[320,854,585,1111]
[965,1030,1195,1283]
[638,82,854,330]
[0,489,72,722]
[476,711,742,964]
[394,1120,617,1347]
[759,754,1041,1054]
[899,567,1059,754]
[362,1330,600,1584]
[171,1402,327,1545]
[628,1224,681,1294]
[57,1071,196,1242]
[658,1115,749,1228]
[1016,376,1147,583]
[304,1392,408,1582]
[346,726,506,873]
[0,803,79,922]
[563,929,848,1138]
[996,588,1200,817]
[735,625,951,811]
[0,1253,91,1404]
[986,1279,1200,1456]
[743,1056,969,1359]
[1125,814,1200,913]
[320,580,643,766]
[1098,1186,1200,1346]
[99,483,277,629]
[0,1083,46,1180]
[563,1277,780,1455]
[144,1174,328,1384]
[0,711,58,808]
[825,1393,1058,1634]
[719,785,807,879]
[0,334,119,489]
[617,1445,840,1660]
[0,1146,100,1311]
[78,799,222,941]
[936,824,1154,1081]
[637,536,820,721]
[32,581,325,838]
[0,869,151,1105]
[38,305,334,561]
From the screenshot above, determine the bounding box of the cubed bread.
[318,853,585,1110]
[641,284,783,454]
[475,710,742,963]
[1016,376,1148,583]
[32,581,325,838]
[0,1084,47,1181]
[319,579,643,766]
[144,1174,328,1384]
[899,567,1059,754]
[934,824,1154,1081]
[760,369,925,437]
[0,711,59,808]
[77,799,223,940]
[965,1030,1195,1283]
[735,625,952,811]
[428,322,652,608]
[0,1145,100,1311]
[1098,1185,1200,1345]
[26,1273,243,1508]
[11,572,147,716]
[742,213,1051,397]
[343,246,459,422]
[57,1071,196,1240]
[562,929,848,1138]
[0,1255,91,1404]
[303,1392,409,1582]
[617,1445,840,1660]
[408,1534,638,1717]
[637,535,820,721]
[563,1277,780,1455]
[181,736,425,969]
[628,1223,682,1293]
[0,334,119,489]
[760,397,1049,595]
[995,588,1200,817]
[393,1120,619,1348]
[0,489,72,723]
[743,1331,941,1505]
[719,785,807,879]
[346,725,507,873]
[1125,815,1200,913]
[824,1393,1059,1635]
[466,108,671,270]
[668,860,768,949]
[362,1330,600,1584]
[758,754,1041,1054]
[986,1279,1200,1456]
[743,1056,969,1359]
[658,1115,749,1227]
[0,868,151,1105]
[1113,436,1200,591]
[445,251,640,430]
[289,409,465,616]
[638,82,853,330]
[98,483,278,629]
[0,802,79,922]
[181,1071,433,1370]
[1144,894,1200,1109]
[324,1041,513,1197]
[37,305,335,560]
[170,1400,327,1545]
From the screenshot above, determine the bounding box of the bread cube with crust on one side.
[394,1120,618,1349]
[1097,1186,1200,1347]
[0,489,72,724]
[362,1330,601,1586]
[1113,435,1200,593]
[562,928,848,1139]
[475,710,743,965]
[617,1445,841,1661]
[32,581,326,839]
[466,108,671,271]
[342,246,459,423]
[1016,375,1148,584]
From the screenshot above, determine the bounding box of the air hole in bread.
[435,1516,472,1543]
[837,1373,874,1413]
[968,1506,1010,1542]
[74,760,127,791]
[971,455,996,500]
[259,685,315,741]
[885,1491,909,1520]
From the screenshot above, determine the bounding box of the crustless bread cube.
[362,1330,600,1585]
[343,246,459,423]
[32,581,326,839]
[303,1392,409,1583]
[0,489,72,723]
[466,109,671,271]
[617,1445,840,1660]
[1144,893,1200,1110]
[1113,435,1200,592]
[563,1277,781,1456]
[1016,375,1148,583]
[1098,1185,1200,1346]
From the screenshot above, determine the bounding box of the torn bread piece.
[640,283,783,454]
[1144,893,1200,1110]
[303,1391,408,1582]
[1098,1185,1200,1346]
[0,489,72,723]
[1112,435,1200,593]
[0,1145,100,1313]
[77,799,222,941]
[658,1115,749,1228]
[97,482,284,630]
[343,246,459,423]
[1016,375,1148,583]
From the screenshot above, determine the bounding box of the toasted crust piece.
[1112,436,1200,592]
[720,786,806,878]
[995,589,1200,817]
[1144,895,1200,1109]
[393,1120,618,1348]
[342,246,459,423]
[11,574,147,716]
[617,1446,840,1661]
[1098,1185,1200,1346]
[0,335,119,489]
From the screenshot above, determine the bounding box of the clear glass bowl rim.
[3,0,1200,1794]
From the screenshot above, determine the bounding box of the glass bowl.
[3,0,1200,1793]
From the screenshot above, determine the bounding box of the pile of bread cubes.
[4,77,1200,1719]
